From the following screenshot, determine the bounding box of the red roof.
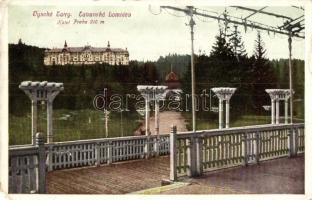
[165,71,179,82]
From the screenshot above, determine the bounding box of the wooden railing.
[9,123,304,192]
[46,134,170,171]
[9,133,169,193]
[9,133,46,194]
[169,123,304,181]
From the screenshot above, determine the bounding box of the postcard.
[0,0,311,199]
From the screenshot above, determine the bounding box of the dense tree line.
[9,34,304,120]
[9,42,158,115]
[180,28,304,120]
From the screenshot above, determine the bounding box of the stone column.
[225,99,230,128]
[31,100,38,145]
[47,99,53,143]
[271,99,276,124]
[145,97,150,136]
[219,99,223,129]
[276,100,280,124]
[285,99,289,124]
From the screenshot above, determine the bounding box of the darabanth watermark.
[93,88,219,113]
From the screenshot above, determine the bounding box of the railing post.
[255,132,260,164]
[293,128,298,156]
[107,141,113,165]
[47,144,53,171]
[145,136,150,159]
[170,125,177,181]
[154,136,160,156]
[36,132,46,194]
[187,135,197,177]
[95,142,100,167]
[196,136,203,176]
[288,126,297,157]
[243,133,248,166]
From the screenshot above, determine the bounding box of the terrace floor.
[46,155,304,194]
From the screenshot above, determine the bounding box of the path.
[135,111,188,135]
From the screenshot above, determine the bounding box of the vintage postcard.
[0,0,311,199]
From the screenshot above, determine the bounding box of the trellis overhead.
[159,6,305,38]
[157,5,304,127]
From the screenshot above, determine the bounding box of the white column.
[219,99,224,129]
[154,99,160,156]
[105,110,109,137]
[47,100,53,143]
[271,99,276,124]
[276,100,280,124]
[225,99,230,128]
[154,100,159,136]
[31,100,37,145]
[285,99,288,124]
[145,97,150,136]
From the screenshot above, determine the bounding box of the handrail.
[176,123,304,139]
[48,134,169,146]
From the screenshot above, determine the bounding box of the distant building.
[164,66,182,100]
[165,66,181,89]
[44,41,129,66]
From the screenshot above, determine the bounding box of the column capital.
[265,89,294,101]
[137,85,167,101]
[211,87,236,101]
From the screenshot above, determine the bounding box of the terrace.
[9,122,304,194]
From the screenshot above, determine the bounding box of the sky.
[8,5,305,61]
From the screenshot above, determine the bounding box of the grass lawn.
[9,109,142,145]
[9,109,304,145]
[183,112,303,131]
[193,114,271,131]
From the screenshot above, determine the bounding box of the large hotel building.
[44,41,129,66]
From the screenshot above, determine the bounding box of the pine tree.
[251,31,277,112]
[210,29,234,58]
[253,31,267,60]
[228,25,247,60]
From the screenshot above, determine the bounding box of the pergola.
[137,85,168,136]
[19,81,64,144]
[266,89,293,124]
[212,87,236,129]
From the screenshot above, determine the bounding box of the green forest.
[9,30,304,145]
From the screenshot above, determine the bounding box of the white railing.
[9,133,46,194]
[9,123,304,192]
[46,134,170,171]
[169,123,304,181]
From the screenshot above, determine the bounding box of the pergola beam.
[243,6,267,20]
[232,6,293,20]
[161,6,304,38]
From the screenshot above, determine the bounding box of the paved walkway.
[46,155,304,194]
[135,111,188,135]
[46,156,170,194]
[161,156,304,194]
